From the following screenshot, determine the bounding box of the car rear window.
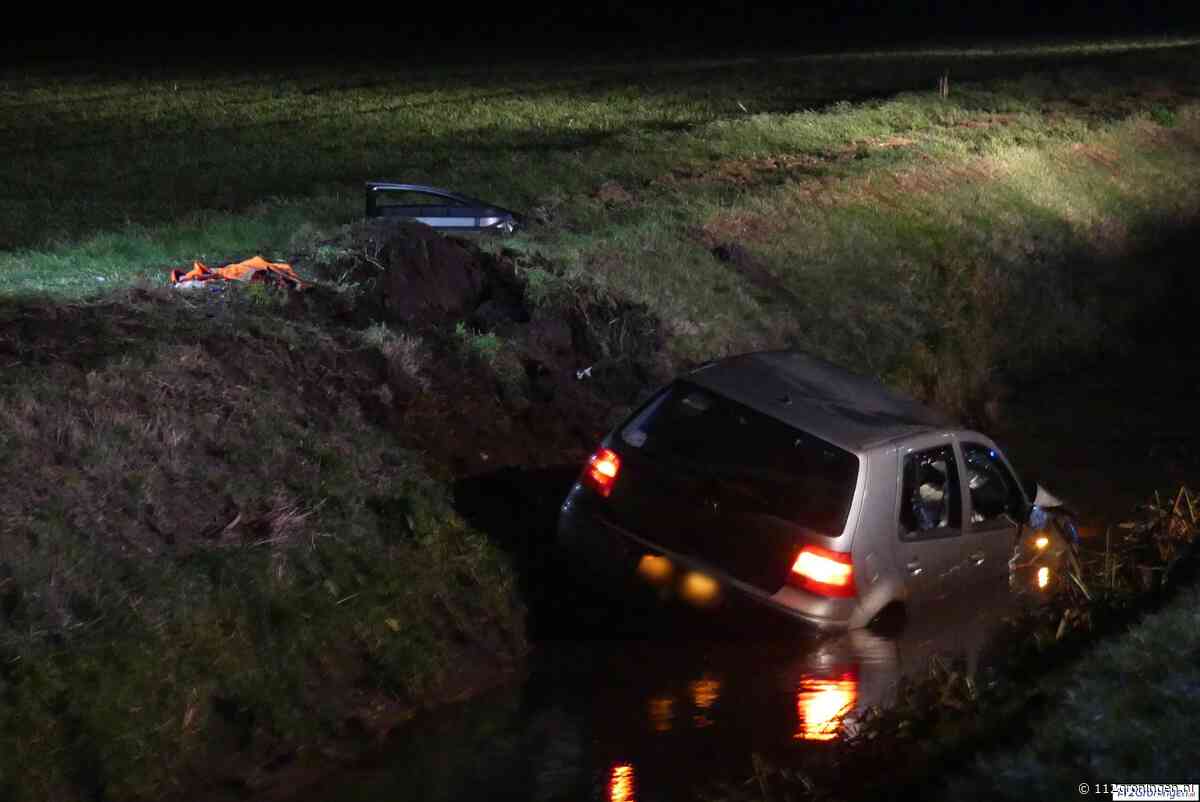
[620,382,860,535]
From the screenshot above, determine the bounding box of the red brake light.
[789,545,856,598]
[583,447,621,498]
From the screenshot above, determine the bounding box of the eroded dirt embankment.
[3,196,1198,802]
[0,217,678,802]
[273,220,1200,802]
[294,219,671,473]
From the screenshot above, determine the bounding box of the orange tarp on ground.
[170,256,308,290]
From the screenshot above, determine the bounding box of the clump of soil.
[300,219,670,476]
[323,220,488,328]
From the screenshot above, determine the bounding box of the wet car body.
[558,350,1033,631]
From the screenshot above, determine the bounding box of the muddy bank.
[275,384,1200,802]
[4,204,1198,801]
[0,217,679,802]
[0,291,534,798]
[271,219,1200,802]
[297,219,671,476]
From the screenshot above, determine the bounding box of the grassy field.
[0,36,1196,252]
[4,36,1200,411]
[4,38,1198,243]
[3,35,1200,800]
[0,288,526,800]
[944,584,1200,799]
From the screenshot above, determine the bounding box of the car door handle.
[906,559,923,576]
[969,551,986,566]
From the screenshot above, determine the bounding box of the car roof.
[684,350,957,453]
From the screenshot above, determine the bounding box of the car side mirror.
[1030,483,1066,510]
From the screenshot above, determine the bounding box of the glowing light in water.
[1034,535,1049,550]
[1037,566,1050,589]
[689,677,721,728]
[609,763,636,802]
[795,672,857,741]
[647,695,675,733]
[689,677,720,709]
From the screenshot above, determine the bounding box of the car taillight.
[583,447,621,498]
[789,545,856,598]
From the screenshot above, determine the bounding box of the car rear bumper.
[557,485,858,632]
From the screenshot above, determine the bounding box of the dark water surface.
[293,582,1017,802]
[292,345,1199,801]
[293,229,1200,802]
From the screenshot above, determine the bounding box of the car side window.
[962,443,1024,526]
[900,446,961,536]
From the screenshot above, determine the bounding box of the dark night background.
[3,2,1197,67]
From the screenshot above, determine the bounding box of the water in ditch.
[292,230,1200,802]
[291,559,1021,802]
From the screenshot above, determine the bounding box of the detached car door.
[959,441,1027,582]
[892,438,967,605]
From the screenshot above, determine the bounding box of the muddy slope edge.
[0,219,669,802]
[2,152,1200,801]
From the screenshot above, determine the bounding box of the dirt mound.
[312,219,488,328]
[300,219,670,477]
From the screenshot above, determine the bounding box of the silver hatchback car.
[557,350,1036,630]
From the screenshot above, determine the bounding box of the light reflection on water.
[608,763,636,802]
[289,585,1018,802]
[794,671,858,741]
[646,695,675,733]
[689,678,720,710]
[689,677,721,728]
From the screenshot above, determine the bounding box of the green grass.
[454,321,504,366]
[5,35,1200,800]
[7,41,1200,420]
[0,201,338,298]
[944,585,1200,799]
[0,292,524,801]
[2,36,1198,253]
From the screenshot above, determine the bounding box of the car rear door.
[959,441,1027,583]
[891,437,967,604]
